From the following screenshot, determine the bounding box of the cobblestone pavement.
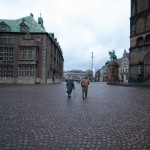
[0,82,150,150]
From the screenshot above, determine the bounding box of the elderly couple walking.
[66,76,90,99]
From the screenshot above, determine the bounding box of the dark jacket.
[66,79,75,94]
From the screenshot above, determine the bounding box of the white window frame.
[30,66,35,77]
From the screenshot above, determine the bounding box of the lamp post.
[91,52,94,82]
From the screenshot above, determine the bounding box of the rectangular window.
[8,66,13,77]
[25,66,29,77]
[19,48,36,61]
[36,37,40,42]
[0,35,14,44]
[19,49,24,60]
[0,35,4,44]
[9,48,13,61]
[4,48,8,61]
[0,66,13,78]
[0,47,14,61]
[0,48,3,61]
[4,35,9,44]
[19,66,24,77]
[30,50,35,60]
[18,65,35,77]
[24,49,29,60]
[9,36,14,44]
[30,66,34,77]
[0,66,2,77]
[3,66,7,77]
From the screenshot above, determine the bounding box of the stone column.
[107,62,119,85]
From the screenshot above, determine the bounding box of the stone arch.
[145,34,150,45]
[136,18,145,34]
[136,37,144,46]
[146,14,150,31]
[137,0,149,13]
[144,53,150,79]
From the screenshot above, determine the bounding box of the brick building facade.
[129,0,150,82]
[0,13,64,84]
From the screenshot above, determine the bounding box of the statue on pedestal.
[107,50,119,84]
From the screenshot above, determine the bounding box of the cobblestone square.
[0,83,150,150]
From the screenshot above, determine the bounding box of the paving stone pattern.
[0,82,150,150]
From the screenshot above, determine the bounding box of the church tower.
[129,0,150,82]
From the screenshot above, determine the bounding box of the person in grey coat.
[66,77,75,98]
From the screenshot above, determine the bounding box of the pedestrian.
[66,77,75,98]
[78,78,81,83]
[81,76,90,99]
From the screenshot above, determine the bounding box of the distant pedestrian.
[81,76,90,99]
[78,78,81,83]
[66,77,75,98]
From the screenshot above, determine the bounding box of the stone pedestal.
[107,62,119,85]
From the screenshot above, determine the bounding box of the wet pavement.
[0,82,150,150]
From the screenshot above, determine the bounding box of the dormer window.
[22,27,25,32]
[20,20,29,33]
[20,24,29,32]
[2,26,5,31]
[0,22,10,32]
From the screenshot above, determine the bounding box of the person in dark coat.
[66,77,75,98]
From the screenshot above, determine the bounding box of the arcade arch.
[145,34,150,45]
[144,54,150,79]
[136,37,144,46]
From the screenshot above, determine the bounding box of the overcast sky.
[0,0,130,71]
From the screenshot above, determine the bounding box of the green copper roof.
[0,14,63,55]
[0,15,46,33]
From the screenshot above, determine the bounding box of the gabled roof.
[0,15,46,33]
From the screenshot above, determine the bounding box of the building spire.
[38,11,44,28]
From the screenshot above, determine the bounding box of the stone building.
[118,50,129,82]
[64,70,87,81]
[0,13,64,84]
[130,0,150,82]
[95,69,100,82]
[100,61,110,82]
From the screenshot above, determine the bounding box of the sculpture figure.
[109,50,117,62]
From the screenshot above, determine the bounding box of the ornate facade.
[118,50,129,82]
[130,0,150,82]
[0,13,64,84]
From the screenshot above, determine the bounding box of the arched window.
[136,37,144,46]
[145,34,150,45]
